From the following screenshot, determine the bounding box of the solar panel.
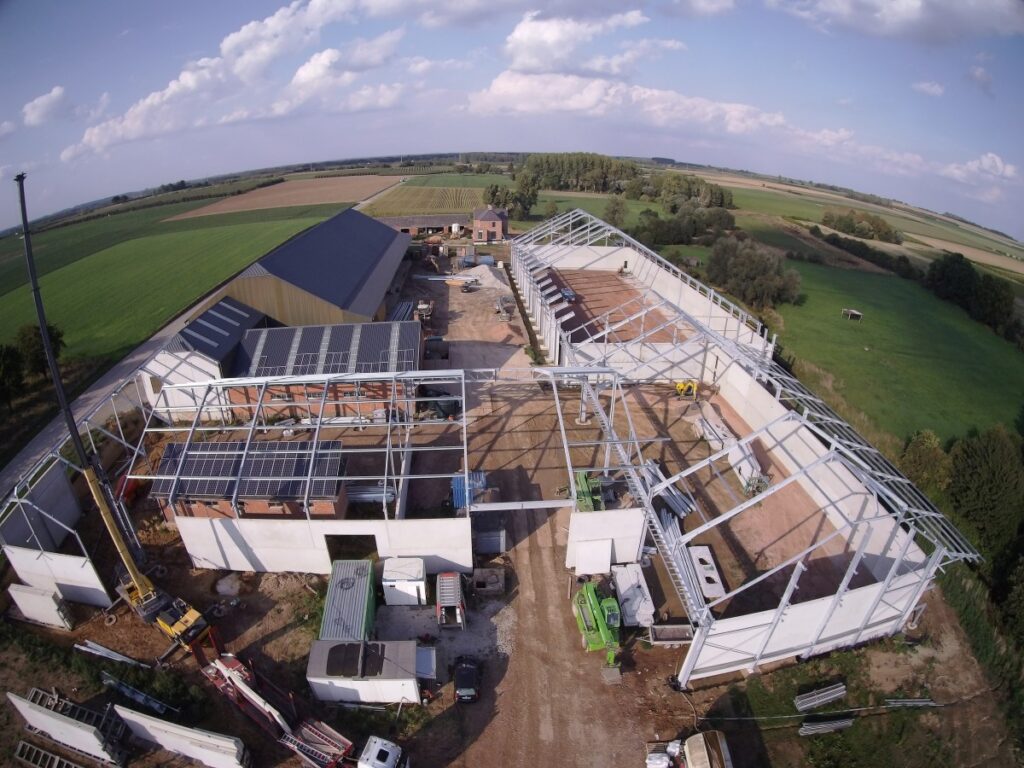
[152,440,345,501]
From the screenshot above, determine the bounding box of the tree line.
[822,207,903,243]
[519,152,640,194]
[622,172,733,210]
[0,324,66,413]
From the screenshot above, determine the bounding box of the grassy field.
[0,210,335,360]
[775,261,1024,442]
[511,191,657,231]
[402,173,509,188]
[363,186,485,216]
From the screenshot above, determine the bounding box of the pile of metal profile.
[794,683,847,712]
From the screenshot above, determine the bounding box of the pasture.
[0,211,333,360]
[363,186,485,216]
[776,261,1024,442]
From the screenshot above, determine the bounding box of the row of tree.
[822,208,903,243]
[628,203,735,248]
[813,229,920,279]
[483,174,540,221]
[622,173,733,210]
[900,423,1024,647]
[519,153,640,194]
[0,324,65,413]
[924,253,1019,339]
[706,236,802,309]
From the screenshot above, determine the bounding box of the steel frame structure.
[511,210,979,686]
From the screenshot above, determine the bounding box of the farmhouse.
[201,208,411,327]
[472,205,508,242]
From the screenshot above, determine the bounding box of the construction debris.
[73,640,150,668]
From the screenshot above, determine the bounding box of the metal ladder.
[14,741,86,768]
[645,509,701,617]
[279,734,333,767]
[436,574,461,607]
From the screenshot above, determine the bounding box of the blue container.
[451,471,487,509]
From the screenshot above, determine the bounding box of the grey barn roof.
[308,640,419,680]
[250,208,411,318]
[231,321,421,377]
[473,207,507,222]
[375,214,470,229]
[165,297,266,365]
[151,440,344,501]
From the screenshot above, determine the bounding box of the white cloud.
[911,81,943,97]
[472,71,785,134]
[585,39,686,76]
[765,0,1024,41]
[81,92,112,123]
[23,86,68,126]
[345,27,404,70]
[62,0,360,160]
[343,82,403,111]
[940,152,1017,184]
[505,10,648,73]
[405,56,470,75]
[668,0,735,14]
[0,120,14,139]
[968,64,992,92]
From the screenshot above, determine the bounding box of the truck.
[357,736,409,768]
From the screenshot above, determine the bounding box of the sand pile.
[461,264,509,291]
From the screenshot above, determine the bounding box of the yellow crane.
[15,174,207,654]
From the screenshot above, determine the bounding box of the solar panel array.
[232,321,421,377]
[151,440,344,501]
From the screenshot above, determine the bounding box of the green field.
[363,186,485,216]
[776,261,1024,442]
[402,173,509,188]
[0,207,341,360]
[511,191,658,231]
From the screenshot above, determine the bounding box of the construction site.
[1,208,980,768]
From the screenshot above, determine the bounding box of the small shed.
[841,308,863,321]
[382,558,426,606]
[7,584,74,629]
[320,560,375,641]
[306,640,434,704]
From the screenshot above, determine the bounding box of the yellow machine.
[675,379,699,400]
[16,173,207,657]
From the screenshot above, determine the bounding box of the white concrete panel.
[114,705,249,768]
[575,539,612,575]
[176,516,472,574]
[3,546,111,607]
[8,583,73,629]
[140,350,232,422]
[307,676,419,704]
[7,692,116,762]
[565,508,645,570]
[1,462,81,551]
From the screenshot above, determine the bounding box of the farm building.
[198,208,411,327]
[472,205,508,242]
[375,214,470,237]
[0,207,977,702]
[142,319,422,420]
[510,209,978,686]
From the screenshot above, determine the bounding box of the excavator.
[15,174,208,658]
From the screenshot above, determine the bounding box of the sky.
[0,0,1022,237]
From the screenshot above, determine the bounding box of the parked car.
[560,287,577,303]
[416,385,462,418]
[453,656,482,703]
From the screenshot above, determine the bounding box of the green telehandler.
[572,581,621,668]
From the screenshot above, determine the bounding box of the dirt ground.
[546,268,694,343]
[166,176,401,220]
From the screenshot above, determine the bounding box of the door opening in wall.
[324,534,378,562]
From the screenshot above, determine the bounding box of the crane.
[14,174,207,653]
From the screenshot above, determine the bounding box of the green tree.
[543,200,559,219]
[0,344,24,414]
[898,430,952,498]
[706,237,801,309]
[15,323,65,379]
[947,425,1024,581]
[604,196,627,228]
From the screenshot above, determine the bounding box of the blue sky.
[1,0,1021,237]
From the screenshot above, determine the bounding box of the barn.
[205,208,411,327]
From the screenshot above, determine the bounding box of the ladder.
[279,734,333,767]
[645,509,701,617]
[14,742,86,768]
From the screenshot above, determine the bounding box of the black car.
[417,385,462,418]
[453,656,482,703]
